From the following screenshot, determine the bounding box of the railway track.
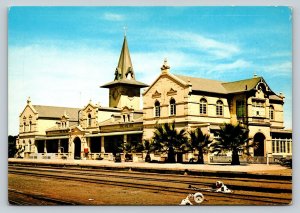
[9,165,291,192]
[8,189,78,205]
[8,165,292,205]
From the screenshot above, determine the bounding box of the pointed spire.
[114,36,135,81]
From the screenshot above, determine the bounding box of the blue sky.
[8,6,292,135]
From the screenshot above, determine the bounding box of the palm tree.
[210,123,250,165]
[152,121,187,163]
[187,128,211,164]
[123,139,144,161]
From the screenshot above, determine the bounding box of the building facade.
[16,36,292,161]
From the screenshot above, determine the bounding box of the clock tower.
[101,35,148,110]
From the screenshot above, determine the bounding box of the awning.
[86,130,143,137]
[35,136,69,140]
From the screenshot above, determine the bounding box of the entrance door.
[253,133,265,156]
[74,137,81,159]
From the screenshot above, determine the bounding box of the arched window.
[23,122,26,132]
[216,100,223,116]
[200,98,207,115]
[155,101,160,117]
[87,114,92,127]
[170,98,176,116]
[29,121,32,132]
[269,105,275,120]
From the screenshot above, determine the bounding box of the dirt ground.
[8,173,292,206]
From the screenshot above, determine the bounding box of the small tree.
[8,135,18,158]
[187,128,211,164]
[124,139,144,161]
[143,140,152,162]
[210,123,250,165]
[152,121,187,163]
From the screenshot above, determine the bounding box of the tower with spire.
[101,35,148,110]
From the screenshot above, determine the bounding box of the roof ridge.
[33,105,81,109]
[174,74,226,83]
[222,76,262,85]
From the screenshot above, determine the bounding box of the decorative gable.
[152,90,162,99]
[167,88,177,96]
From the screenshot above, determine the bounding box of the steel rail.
[9,168,291,205]
[9,165,292,193]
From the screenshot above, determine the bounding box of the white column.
[44,140,47,153]
[101,136,105,153]
[58,139,61,153]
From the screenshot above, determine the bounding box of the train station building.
[16,36,292,162]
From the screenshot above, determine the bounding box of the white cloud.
[103,12,125,21]
[212,59,251,72]
[260,61,292,76]
[160,31,240,59]
[8,45,118,135]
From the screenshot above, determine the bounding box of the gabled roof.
[98,111,143,126]
[143,72,188,96]
[269,94,284,101]
[222,77,262,93]
[175,74,227,94]
[175,74,278,96]
[33,105,80,121]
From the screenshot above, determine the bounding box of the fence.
[209,155,282,164]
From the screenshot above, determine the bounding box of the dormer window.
[87,114,92,127]
[29,121,32,132]
[23,122,26,132]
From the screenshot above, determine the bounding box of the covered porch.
[85,130,143,161]
[33,136,70,159]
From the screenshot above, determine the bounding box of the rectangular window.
[200,103,207,114]
[216,105,223,116]
[236,100,245,118]
[155,106,160,117]
[170,104,176,115]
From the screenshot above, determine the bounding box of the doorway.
[73,137,81,159]
[253,133,265,156]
